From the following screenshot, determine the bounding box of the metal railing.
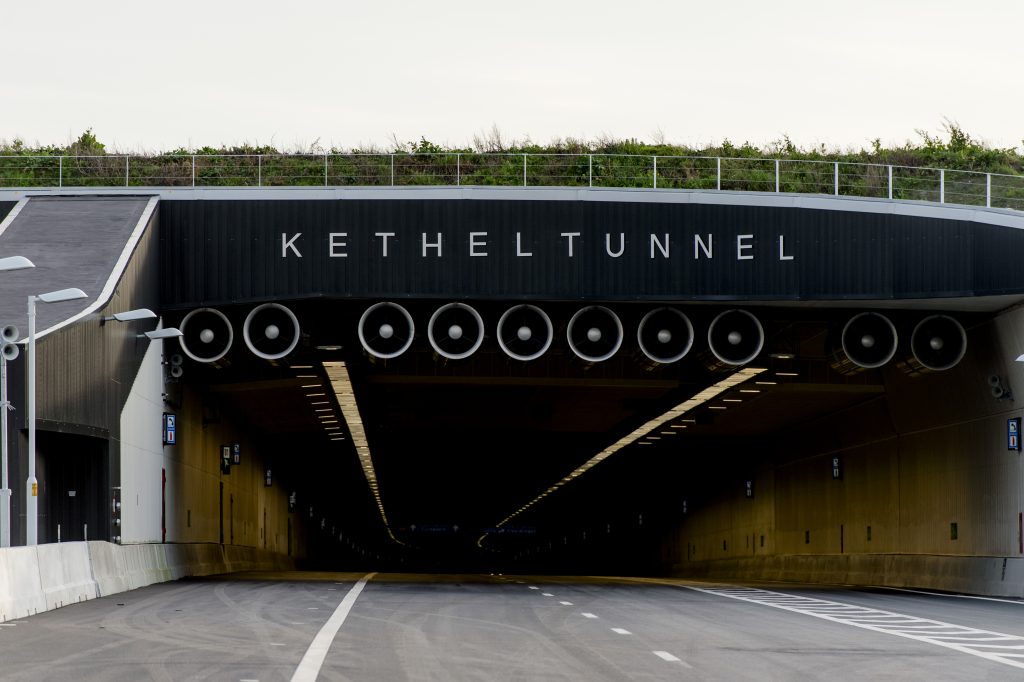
[0,153,1021,211]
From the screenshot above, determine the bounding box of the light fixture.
[27,287,88,545]
[139,328,183,340]
[723,398,742,402]
[101,308,157,325]
[0,256,35,272]
[478,366,767,546]
[775,372,799,377]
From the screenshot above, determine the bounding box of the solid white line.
[611,628,632,635]
[882,587,1024,606]
[582,612,598,619]
[0,623,17,627]
[290,573,376,682]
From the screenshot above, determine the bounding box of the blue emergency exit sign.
[163,413,176,445]
[1009,418,1021,451]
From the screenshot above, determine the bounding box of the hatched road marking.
[689,585,1024,671]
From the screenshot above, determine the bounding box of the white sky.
[1,0,1021,152]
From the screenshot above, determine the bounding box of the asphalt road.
[1,572,1023,680]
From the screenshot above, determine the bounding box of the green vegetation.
[0,125,1022,210]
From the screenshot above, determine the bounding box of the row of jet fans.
[175,302,968,374]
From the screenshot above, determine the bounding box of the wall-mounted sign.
[745,480,754,498]
[265,469,273,487]
[1009,418,1021,451]
[232,443,241,465]
[163,413,176,445]
[832,456,843,480]
[220,445,231,474]
[288,491,296,512]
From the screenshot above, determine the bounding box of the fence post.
[775,159,780,193]
[588,154,592,188]
[939,169,945,204]
[191,155,195,188]
[59,156,63,188]
[324,153,328,187]
[888,165,893,200]
[523,154,527,187]
[258,155,262,187]
[834,162,839,196]
[986,173,991,208]
[125,154,129,187]
[653,156,658,189]
[390,154,394,186]
[457,153,461,187]
[716,157,721,191]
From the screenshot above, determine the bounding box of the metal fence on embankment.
[1,153,1022,211]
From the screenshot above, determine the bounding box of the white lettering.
[694,234,712,259]
[605,233,625,258]
[281,232,302,258]
[328,232,347,258]
[375,232,396,257]
[561,232,581,257]
[516,232,533,257]
[650,233,670,259]
[778,234,794,261]
[470,231,488,257]
[737,234,754,260]
[422,232,442,257]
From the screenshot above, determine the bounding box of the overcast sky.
[1,0,1020,152]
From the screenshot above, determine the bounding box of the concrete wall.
[0,541,296,622]
[670,305,1024,596]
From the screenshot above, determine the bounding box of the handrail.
[0,152,1021,212]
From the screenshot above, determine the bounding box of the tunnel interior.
[160,298,981,574]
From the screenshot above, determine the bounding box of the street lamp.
[100,308,158,325]
[139,328,183,340]
[1,256,34,548]
[27,287,87,545]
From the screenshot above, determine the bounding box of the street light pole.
[0,255,34,547]
[26,287,87,545]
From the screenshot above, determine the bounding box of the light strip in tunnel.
[479,366,766,546]
[322,360,400,544]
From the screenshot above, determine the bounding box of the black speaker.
[428,303,484,360]
[179,308,233,363]
[908,315,967,372]
[497,304,553,361]
[358,302,415,359]
[707,309,764,366]
[835,312,897,373]
[567,306,623,362]
[243,303,300,360]
[638,307,694,364]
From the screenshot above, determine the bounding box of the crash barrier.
[0,541,296,622]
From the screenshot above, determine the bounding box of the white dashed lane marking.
[653,651,693,667]
[528,586,539,590]
[611,628,632,635]
[542,593,554,597]
[559,601,573,606]
[582,613,598,619]
[690,586,1024,671]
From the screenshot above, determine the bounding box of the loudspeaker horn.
[834,312,898,374]
[243,303,300,360]
[707,309,764,366]
[358,302,415,359]
[427,303,484,360]
[1,325,18,343]
[179,308,233,363]
[907,315,967,372]
[1,342,18,361]
[638,307,694,364]
[497,304,553,362]
[567,305,623,362]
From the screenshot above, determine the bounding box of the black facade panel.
[158,199,1022,307]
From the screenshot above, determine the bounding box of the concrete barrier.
[0,546,45,621]
[36,543,97,611]
[1,541,297,621]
